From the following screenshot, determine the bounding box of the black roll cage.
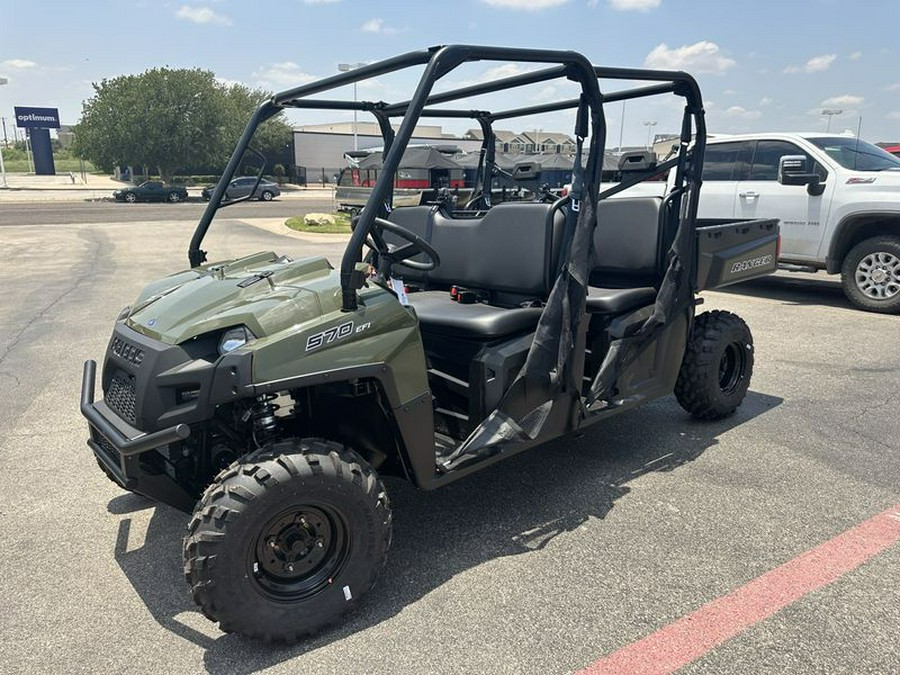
[188,44,706,312]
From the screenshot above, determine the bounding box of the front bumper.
[81,359,196,511]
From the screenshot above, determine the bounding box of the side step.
[778,262,819,273]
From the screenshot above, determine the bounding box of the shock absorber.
[250,393,280,446]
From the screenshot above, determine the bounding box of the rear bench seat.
[385,196,665,339]
[586,196,664,314]
[388,202,564,339]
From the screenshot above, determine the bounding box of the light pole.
[0,76,7,188]
[822,108,843,132]
[643,119,657,150]
[338,62,366,151]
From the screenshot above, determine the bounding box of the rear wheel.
[840,235,900,314]
[260,190,274,201]
[167,191,182,203]
[675,310,753,420]
[184,438,391,642]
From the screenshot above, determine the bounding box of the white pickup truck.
[614,133,900,313]
[695,133,900,313]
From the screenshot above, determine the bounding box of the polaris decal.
[730,255,773,274]
[305,321,371,351]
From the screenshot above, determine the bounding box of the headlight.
[116,305,131,321]
[218,326,256,355]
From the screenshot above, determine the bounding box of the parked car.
[113,181,188,203]
[201,177,281,202]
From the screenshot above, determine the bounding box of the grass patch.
[285,212,352,234]
[3,159,97,173]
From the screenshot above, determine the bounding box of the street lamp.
[338,62,366,151]
[822,109,843,132]
[643,119,657,149]
[0,76,7,188]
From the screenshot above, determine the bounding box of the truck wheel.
[183,438,391,642]
[675,310,753,420]
[840,236,900,314]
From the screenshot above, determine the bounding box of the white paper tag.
[390,278,409,306]
[343,585,353,601]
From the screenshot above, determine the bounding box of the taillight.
[776,233,781,260]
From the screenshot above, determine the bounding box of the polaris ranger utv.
[80,45,779,642]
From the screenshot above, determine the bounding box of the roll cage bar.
[188,44,706,312]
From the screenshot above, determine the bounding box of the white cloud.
[725,105,761,120]
[849,51,862,61]
[361,18,383,32]
[607,0,660,10]
[644,41,735,74]
[532,85,557,102]
[302,0,339,3]
[759,96,773,107]
[784,53,836,74]
[1,59,38,69]
[175,5,232,26]
[886,111,900,120]
[480,0,570,9]
[215,76,246,88]
[360,18,399,34]
[252,62,318,89]
[448,63,533,88]
[723,89,738,95]
[821,94,864,108]
[884,83,900,92]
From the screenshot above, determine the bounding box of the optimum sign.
[14,106,61,129]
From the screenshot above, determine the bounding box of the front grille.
[105,373,137,424]
[111,337,144,367]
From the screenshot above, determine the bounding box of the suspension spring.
[251,393,281,446]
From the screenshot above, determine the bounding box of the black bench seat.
[406,291,543,339]
[586,286,657,314]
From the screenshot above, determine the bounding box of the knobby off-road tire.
[184,438,391,642]
[840,235,900,314]
[675,310,754,420]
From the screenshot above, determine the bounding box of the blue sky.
[2,0,898,145]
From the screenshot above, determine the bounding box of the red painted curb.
[578,505,900,675]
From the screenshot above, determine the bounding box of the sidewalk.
[0,173,336,203]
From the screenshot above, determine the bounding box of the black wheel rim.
[718,342,746,395]
[250,504,350,601]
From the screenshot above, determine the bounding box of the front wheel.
[675,310,753,420]
[184,438,391,642]
[840,235,900,314]
[124,193,136,203]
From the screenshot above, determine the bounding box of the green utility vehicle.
[81,45,779,642]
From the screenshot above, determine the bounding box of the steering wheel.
[362,216,441,273]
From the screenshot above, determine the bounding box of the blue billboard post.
[14,106,60,176]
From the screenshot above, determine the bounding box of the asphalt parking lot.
[0,213,897,674]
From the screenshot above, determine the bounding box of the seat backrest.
[591,196,665,288]
[388,203,565,297]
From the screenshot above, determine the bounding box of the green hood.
[126,252,342,344]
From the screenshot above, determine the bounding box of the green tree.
[218,83,293,170]
[72,68,293,180]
